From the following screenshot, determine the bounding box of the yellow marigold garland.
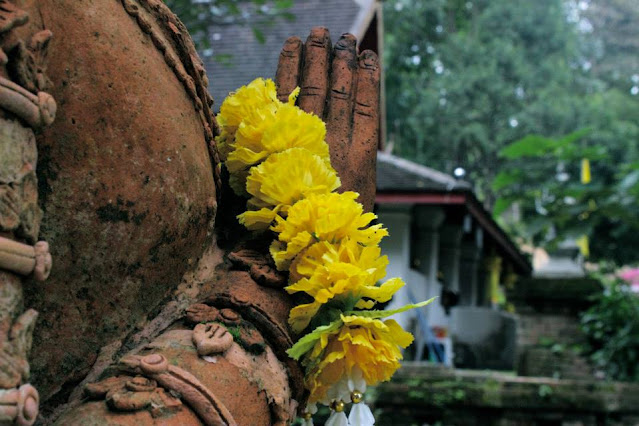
[217,78,433,424]
[270,191,388,271]
[238,148,341,230]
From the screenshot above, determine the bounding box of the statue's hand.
[275,27,380,212]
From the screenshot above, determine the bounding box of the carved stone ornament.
[0,384,39,426]
[0,1,58,424]
[0,237,51,281]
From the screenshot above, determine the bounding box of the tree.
[492,89,639,264]
[578,0,639,90]
[385,0,639,263]
[492,130,639,264]
[384,0,587,206]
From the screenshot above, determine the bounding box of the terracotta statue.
[0,1,379,424]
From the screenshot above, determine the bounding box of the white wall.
[378,204,413,332]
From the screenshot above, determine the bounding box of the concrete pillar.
[413,206,446,299]
[412,206,447,329]
[459,236,481,306]
[438,224,463,293]
[412,206,446,361]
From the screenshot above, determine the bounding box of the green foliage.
[580,270,639,382]
[493,129,639,263]
[385,0,586,205]
[163,0,294,56]
[579,0,639,91]
[538,384,554,398]
[385,0,639,263]
[498,129,592,160]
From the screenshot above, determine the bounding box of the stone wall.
[508,277,601,379]
[516,311,583,349]
[373,364,639,426]
[518,347,593,380]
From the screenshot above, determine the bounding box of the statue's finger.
[275,36,302,103]
[350,50,380,212]
[325,34,358,180]
[298,27,331,117]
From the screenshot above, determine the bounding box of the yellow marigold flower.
[226,103,329,178]
[238,207,281,231]
[285,240,404,332]
[287,274,404,332]
[261,102,327,157]
[270,192,388,270]
[237,148,340,230]
[246,148,339,208]
[290,238,388,283]
[226,103,279,174]
[304,315,413,403]
[216,78,279,138]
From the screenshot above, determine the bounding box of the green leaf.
[252,27,266,44]
[286,320,343,360]
[493,197,515,217]
[499,135,556,159]
[275,0,294,9]
[499,129,590,160]
[556,128,591,146]
[214,53,234,67]
[281,11,296,22]
[345,298,437,319]
[492,169,523,191]
[287,299,437,360]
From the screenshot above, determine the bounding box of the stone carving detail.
[69,301,296,425]
[228,245,287,289]
[186,304,267,357]
[0,1,28,62]
[0,1,56,424]
[119,0,221,193]
[119,353,237,426]
[0,77,55,130]
[0,308,37,390]
[5,29,52,94]
[0,237,51,281]
[85,376,183,416]
[192,323,233,356]
[0,383,39,426]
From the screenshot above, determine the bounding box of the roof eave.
[375,190,533,276]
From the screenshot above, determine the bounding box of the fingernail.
[335,33,357,51]
[359,50,378,69]
[308,27,330,45]
[283,36,302,52]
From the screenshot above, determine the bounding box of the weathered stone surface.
[0,271,27,389]
[518,346,593,380]
[0,117,36,185]
[0,117,40,241]
[20,0,217,402]
[57,399,203,426]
